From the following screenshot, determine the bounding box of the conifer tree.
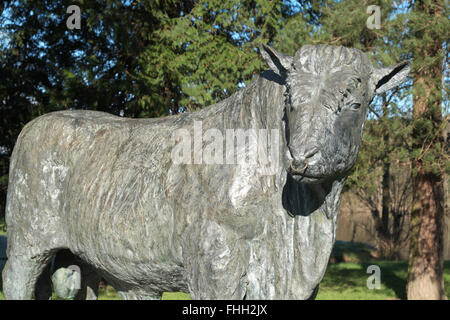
[401,0,448,300]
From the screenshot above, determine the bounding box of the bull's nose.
[289,146,320,173]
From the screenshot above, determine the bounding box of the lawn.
[317,260,450,300]
[1,260,449,300]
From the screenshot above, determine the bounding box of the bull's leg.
[2,251,54,300]
[184,224,248,300]
[35,259,101,300]
[48,249,101,300]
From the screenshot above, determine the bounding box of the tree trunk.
[406,0,446,300]
[380,98,392,259]
[407,170,446,299]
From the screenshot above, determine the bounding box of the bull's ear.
[370,60,411,94]
[259,44,293,76]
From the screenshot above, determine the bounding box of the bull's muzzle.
[288,146,319,174]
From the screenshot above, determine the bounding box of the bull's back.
[8,110,184,278]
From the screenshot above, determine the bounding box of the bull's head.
[260,44,410,184]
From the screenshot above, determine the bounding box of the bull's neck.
[230,70,286,130]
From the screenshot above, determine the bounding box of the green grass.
[1,260,449,300]
[316,260,450,300]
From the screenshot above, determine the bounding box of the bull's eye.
[350,103,361,110]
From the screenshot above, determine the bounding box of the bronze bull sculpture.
[3,44,410,299]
